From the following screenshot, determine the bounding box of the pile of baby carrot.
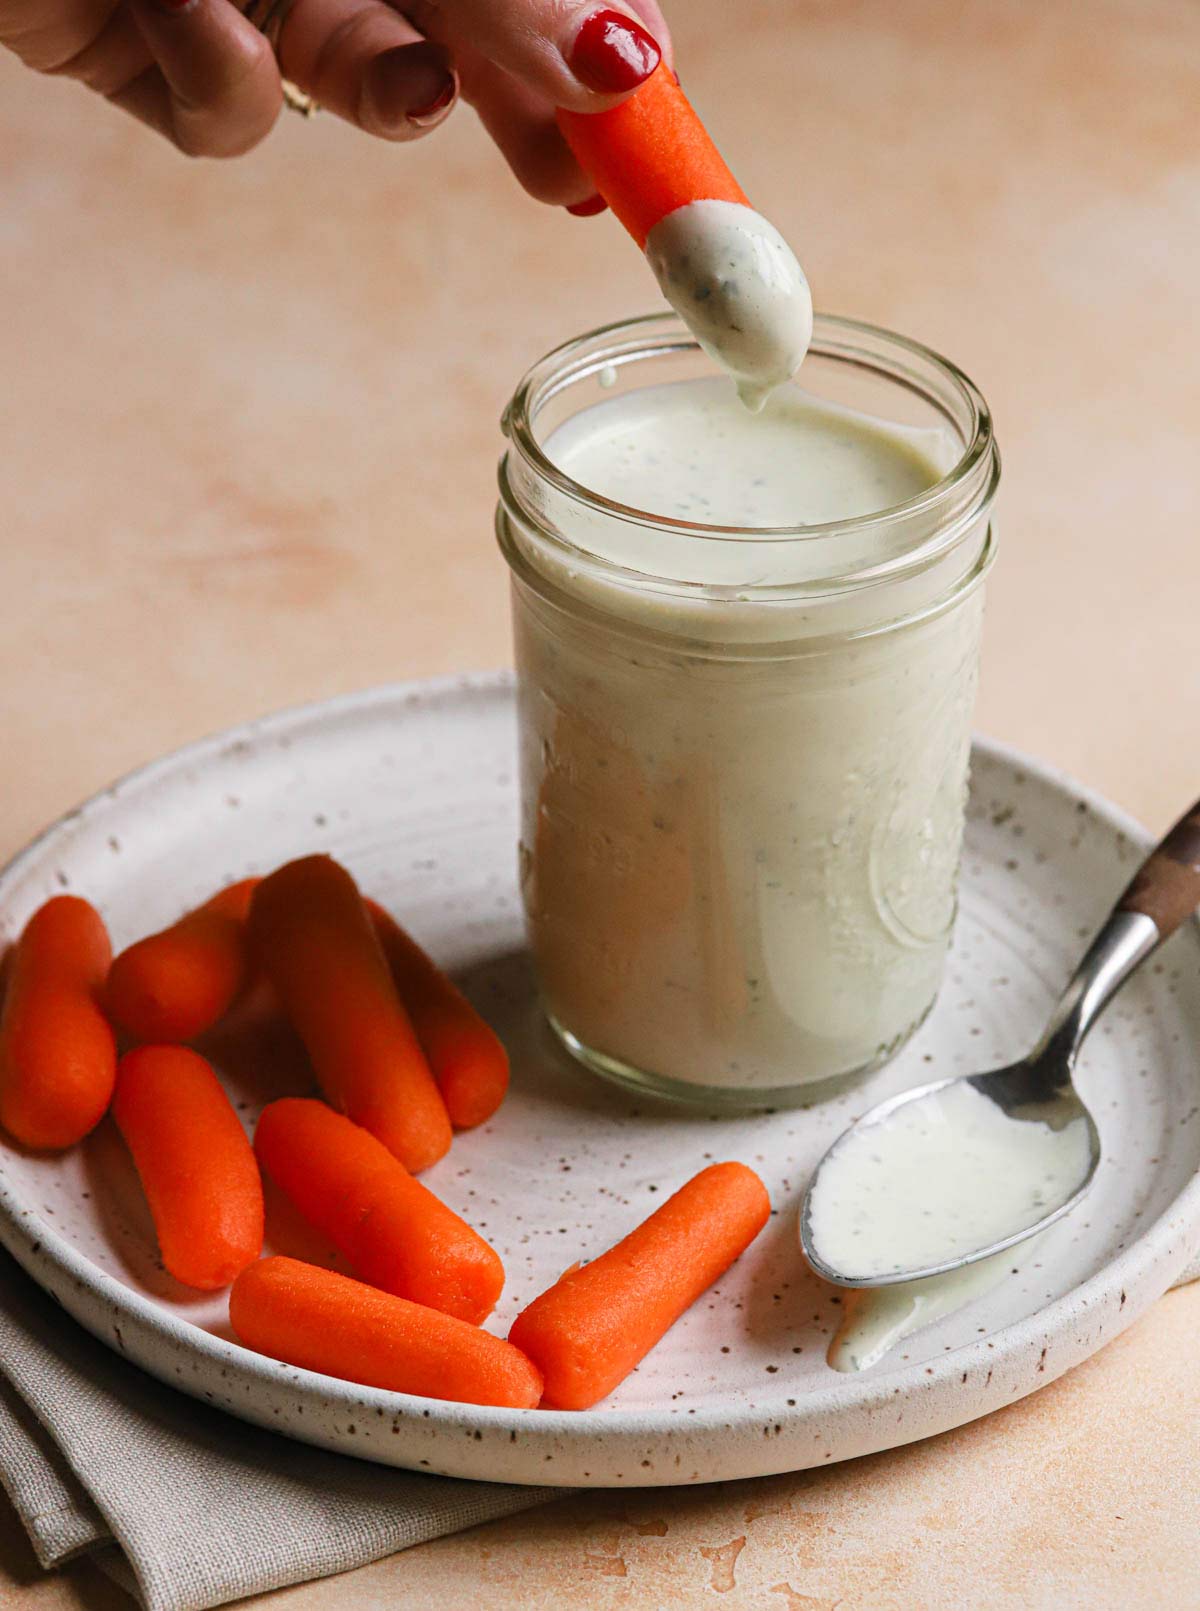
[0,855,770,1412]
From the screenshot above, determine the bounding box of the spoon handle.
[1039,796,1200,1067]
[1117,798,1200,938]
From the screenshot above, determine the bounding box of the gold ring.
[281,81,320,116]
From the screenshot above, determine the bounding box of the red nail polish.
[569,8,661,94]
[407,75,456,125]
[567,194,609,217]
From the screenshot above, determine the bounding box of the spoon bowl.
[800,1066,1100,1289]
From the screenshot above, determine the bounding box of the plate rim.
[2,671,1199,1480]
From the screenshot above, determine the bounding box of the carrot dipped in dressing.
[509,1162,770,1410]
[557,63,813,410]
[249,858,451,1173]
[112,1045,263,1290]
[0,897,116,1149]
[254,1098,503,1323]
[230,1257,543,1409]
[106,878,259,1044]
[366,902,509,1130]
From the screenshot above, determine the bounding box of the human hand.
[2,0,670,202]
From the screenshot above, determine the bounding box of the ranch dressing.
[511,374,984,1096]
[805,1080,1094,1283]
[500,315,999,1102]
[825,1244,1021,1373]
[644,200,813,411]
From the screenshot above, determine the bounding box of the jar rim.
[502,311,998,548]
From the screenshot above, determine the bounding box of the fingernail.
[566,194,609,217]
[569,8,661,94]
[407,76,457,127]
[147,0,195,12]
[361,45,456,136]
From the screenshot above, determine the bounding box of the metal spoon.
[801,793,1200,1289]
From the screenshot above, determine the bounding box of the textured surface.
[2,0,1199,1600]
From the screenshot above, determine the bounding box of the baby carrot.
[366,902,509,1130]
[509,1161,770,1410]
[254,1098,504,1323]
[106,878,259,1044]
[248,858,452,1173]
[0,897,117,1150]
[230,1256,543,1409]
[557,64,749,249]
[112,1045,263,1290]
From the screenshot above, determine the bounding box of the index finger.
[403,0,669,113]
[119,0,281,157]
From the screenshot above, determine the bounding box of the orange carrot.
[509,1161,769,1409]
[0,897,117,1150]
[366,902,509,1130]
[230,1256,543,1408]
[254,1098,504,1323]
[106,878,259,1044]
[112,1045,263,1290]
[557,64,749,249]
[248,858,451,1173]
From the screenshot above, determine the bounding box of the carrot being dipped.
[367,901,509,1130]
[249,857,452,1173]
[509,1161,770,1410]
[0,897,116,1150]
[230,1256,543,1409]
[255,1098,503,1323]
[106,878,259,1045]
[113,1045,263,1290]
[557,62,812,409]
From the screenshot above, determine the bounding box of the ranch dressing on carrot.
[805,1080,1094,1284]
[645,200,813,410]
[516,377,981,1095]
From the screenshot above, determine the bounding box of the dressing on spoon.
[803,791,1200,1290]
[806,1080,1091,1285]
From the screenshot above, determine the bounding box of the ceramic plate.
[1,674,1198,1487]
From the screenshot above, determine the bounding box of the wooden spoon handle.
[1118,799,1200,938]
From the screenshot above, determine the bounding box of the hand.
[1,0,670,200]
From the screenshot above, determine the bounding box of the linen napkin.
[4,1246,1198,1611]
[0,1251,558,1611]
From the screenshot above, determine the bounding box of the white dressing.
[645,200,813,410]
[806,1079,1094,1284]
[516,377,982,1095]
[825,1245,1021,1373]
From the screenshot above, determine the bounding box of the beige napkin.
[4,1246,1198,1611]
[0,1253,558,1610]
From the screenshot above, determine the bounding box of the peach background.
[2,0,1199,1604]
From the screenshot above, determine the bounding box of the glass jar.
[497,313,999,1108]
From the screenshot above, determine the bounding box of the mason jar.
[497,313,1000,1108]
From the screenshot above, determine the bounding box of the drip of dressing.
[806,1080,1093,1285]
[645,199,813,411]
[825,1244,1024,1373]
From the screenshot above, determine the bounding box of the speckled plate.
[1,673,1198,1487]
